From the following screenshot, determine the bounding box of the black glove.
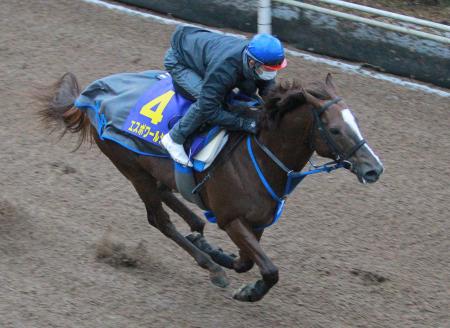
[240,118,259,134]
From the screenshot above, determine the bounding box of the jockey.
[161,25,287,166]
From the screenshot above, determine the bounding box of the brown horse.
[38,72,383,302]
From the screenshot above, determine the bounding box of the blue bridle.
[247,97,366,230]
[204,97,364,230]
[247,135,345,230]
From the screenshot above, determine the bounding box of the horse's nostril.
[364,170,379,182]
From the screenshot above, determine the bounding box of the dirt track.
[0,1,449,327]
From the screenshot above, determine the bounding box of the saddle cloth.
[74,70,229,172]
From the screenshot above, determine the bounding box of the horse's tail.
[38,72,92,150]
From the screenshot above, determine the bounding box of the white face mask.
[256,69,277,80]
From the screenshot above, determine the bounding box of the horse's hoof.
[210,270,229,288]
[186,232,202,244]
[232,281,265,302]
[210,250,236,269]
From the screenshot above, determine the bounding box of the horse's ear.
[325,73,337,96]
[302,88,321,108]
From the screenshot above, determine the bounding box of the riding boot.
[161,134,193,167]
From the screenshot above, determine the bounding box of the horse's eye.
[329,127,341,135]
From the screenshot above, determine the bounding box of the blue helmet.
[247,34,287,69]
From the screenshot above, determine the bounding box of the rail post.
[258,0,272,34]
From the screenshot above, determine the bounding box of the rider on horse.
[161,26,287,166]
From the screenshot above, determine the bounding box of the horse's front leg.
[232,229,262,273]
[225,219,278,302]
[185,232,237,269]
[185,224,262,273]
[232,249,255,273]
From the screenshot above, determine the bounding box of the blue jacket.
[170,26,274,115]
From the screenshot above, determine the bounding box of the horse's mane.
[262,79,333,127]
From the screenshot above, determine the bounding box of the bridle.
[310,97,367,166]
[236,96,368,230]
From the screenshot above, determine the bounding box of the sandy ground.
[0,1,449,327]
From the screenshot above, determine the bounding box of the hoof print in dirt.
[131,57,141,64]
[0,199,18,219]
[50,161,77,175]
[0,199,28,223]
[351,268,388,285]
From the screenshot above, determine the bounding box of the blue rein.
[247,135,345,230]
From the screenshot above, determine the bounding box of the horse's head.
[303,74,383,184]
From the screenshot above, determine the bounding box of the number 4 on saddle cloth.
[122,72,232,172]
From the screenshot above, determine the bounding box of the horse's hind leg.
[95,138,229,288]
[133,177,229,288]
[157,184,237,269]
[157,183,205,234]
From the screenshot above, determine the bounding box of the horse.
[38,71,383,302]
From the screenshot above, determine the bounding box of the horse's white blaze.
[363,143,382,165]
[341,109,363,140]
[342,109,382,165]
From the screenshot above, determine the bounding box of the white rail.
[316,0,450,32]
[274,0,450,44]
